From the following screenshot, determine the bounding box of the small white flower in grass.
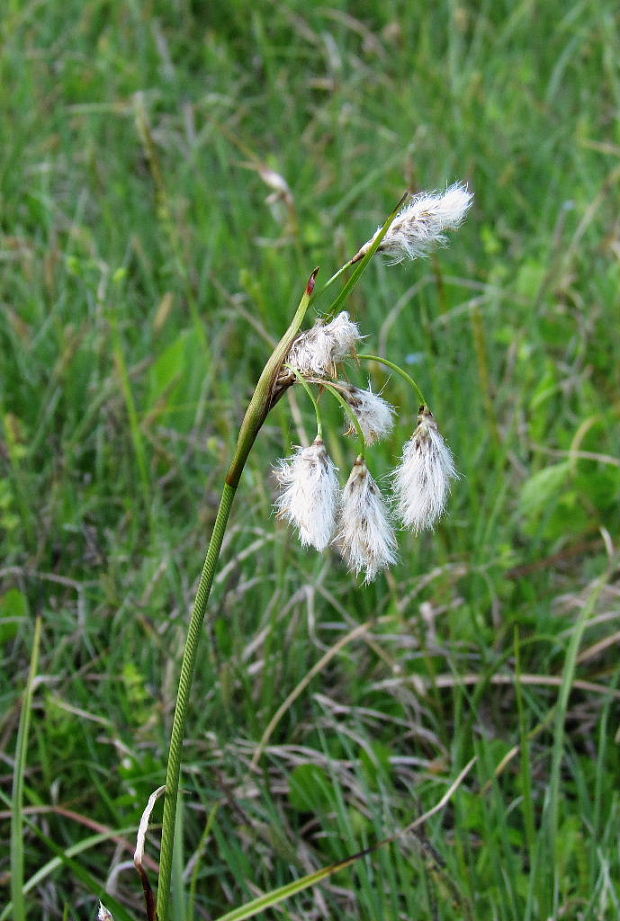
[334,457,398,583]
[393,406,458,532]
[339,382,395,445]
[285,311,362,378]
[355,182,473,264]
[274,438,340,551]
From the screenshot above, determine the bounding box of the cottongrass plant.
[143,184,473,921]
[353,181,473,263]
[274,438,339,551]
[334,456,398,582]
[284,310,363,379]
[393,405,459,532]
[337,381,395,444]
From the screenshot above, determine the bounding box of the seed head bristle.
[393,406,458,532]
[334,458,397,582]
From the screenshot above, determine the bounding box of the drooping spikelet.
[392,406,458,532]
[324,311,363,363]
[274,439,340,551]
[355,183,473,264]
[334,457,397,582]
[338,382,395,445]
[285,311,362,378]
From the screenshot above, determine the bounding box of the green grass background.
[1,0,620,918]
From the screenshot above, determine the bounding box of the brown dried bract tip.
[306,266,320,295]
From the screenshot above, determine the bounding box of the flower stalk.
[226,268,319,489]
[334,457,398,582]
[357,353,427,407]
[156,482,236,918]
[156,269,319,919]
[155,195,404,915]
[154,183,470,919]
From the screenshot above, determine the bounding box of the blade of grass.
[110,317,152,508]
[545,573,608,917]
[171,791,186,921]
[250,620,371,769]
[0,808,136,920]
[524,573,609,920]
[187,804,220,921]
[0,789,138,921]
[514,627,537,861]
[212,758,475,921]
[316,191,409,314]
[10,615,42,921]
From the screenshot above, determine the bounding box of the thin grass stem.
[318,259,354,295]
[212,757,475,921]
[156,482,237,919]
[10,616,42,921]
[111,331,152,507]
[156,271,319,921]
[316,380,367,458]
[545,574,608,916]
[316,192,408,314]
[357,353,427,406]
[283,364,324,439]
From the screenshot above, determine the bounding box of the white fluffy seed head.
[357,182,473,264]
[334,458,398,583]
[274,439,340,551]
[339,382,395,445]
[285,311,362,378]
[324,311,363,362]
[393,406,458,532]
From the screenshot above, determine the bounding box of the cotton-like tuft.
[356,183,473,264]
[339,382,395,445]
[324,311,363,362]
[334,458,397,582]
[274,439,340,551]
[285,311,362,378]
[392,406,458,532]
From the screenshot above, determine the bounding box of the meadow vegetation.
[1,1,619,918]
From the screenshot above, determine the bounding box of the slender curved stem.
[318,381,367,458]
[315,191,408,314]
[317,259,354,296]
[284,364,324,439]
[225,269,319,488]
[11,617,42,921]
[156,271,319,921]
[156,482,236,918]
[283,370,366,456]
[357,353,427,406]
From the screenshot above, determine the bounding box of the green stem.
[156,482,236,919]
[156,270,319,921]
[226,269,319,488]
[284,364,324,439]
[318,380,367,459]
[11,617,42,921]
[318,259,354,296]
[315,191,408,315]
[357,353,427,406]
